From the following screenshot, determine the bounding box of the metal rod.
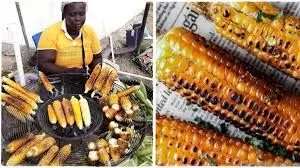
[136,2,151,55]
[15,2,30,55]
[109,35,116,63]
[118,71,153,81]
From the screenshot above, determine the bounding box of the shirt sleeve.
[37,27,57,50]
[90,28,102,55]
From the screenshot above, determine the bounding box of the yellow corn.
[98,148,110,165]
[50,144,72,166]
[191,2,300,79]
[97,138,109,149]
[2,76,43,103]
[47,104,57,124]
[116,85,140,97]
[5,105,27,122]
[108,93,120,111]
[3,85,38,110]
[101,68,118,96]
[104,108,118,119]
[39,71,55,93]
[26,136,56,157]
[93,66,111,92]
[109,145,121,162]
[156,116,292,166]
[6,134,45,166]
[79,95,91,128]
[61,98,75,126]
[38,145,59,166]
[52,100,67,128]
[1,93,34,115]
[70,96,83,130]
[120,96,132,111]
[6,133,35,153]
[85,64,102,93]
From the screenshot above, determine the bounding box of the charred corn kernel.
[1,93,34,115]
[97,139,109,149]
[109,145,121,162]
[156,116,292,166]
[39,71,54,93]
[104,108,117,119]
[79,95,91,128]
[5,105,27,122]
[61,98,75,126]
[38,145,59,166]
[101,68,117,96]
[88,142,97,151]
[3,85,38,110]
[116,85,141,97]
[47,104,57,124]
[70,96,83,130]
[6,134,45,166]
[108,93,120,111]
[120,96,132,111]
[190,2,300,79]
[6,133,35,153]
[156,27,300,156]
[98,148,110,164]
[26,136,56,157]
[85,64,102,93]
[2,76,43,103]
[120,131,131,141]
[50,144,72,166]
[93,66,111,92]
[53,100,67,128]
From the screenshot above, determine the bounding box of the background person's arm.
[38,50,85,75]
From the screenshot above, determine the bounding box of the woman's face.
[64,2,86,34]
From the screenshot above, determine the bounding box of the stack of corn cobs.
[47,95,91,129]
[87,121,134,165]
[5,133,71,166]
[156,2,300,165]
[1,76,43,122]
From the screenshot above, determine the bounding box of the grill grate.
[1,73,149,166]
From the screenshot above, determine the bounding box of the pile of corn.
[47,95,91,129]
[1,76,43,122]
[87,121,134,165]
[5,133,71,166]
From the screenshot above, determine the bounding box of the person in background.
[38,1,102,75]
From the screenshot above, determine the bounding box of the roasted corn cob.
[6,133,45,166]
[119,96,132,111]
[50,144,72,166]
[61,98,75,126]
[108,93,120,111]
[70,96,83,130]
[85,64,102,93]
[6,133,35,153]
[156,27,300,156]
[39,71,55,93]
[5,105,27,122]
[105,108,118,119]
[156,116,292,166]
[47,104,57,124]
[190,2,300,79]
[52,100,67,128]
[26,136,56,157]
[98,148,110,164]
[109,145,121,162]
[38,145,59,166]
[79,95,91,128]
[3,85,38,110]
[97,138,109,149]
[101,68,118,96]
[1,93,34,115]
[116,85,140,97]
[93,66,111,93]
[2,76,43,103]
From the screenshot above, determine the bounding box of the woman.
[38,1,102,75]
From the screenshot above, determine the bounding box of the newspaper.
[156,2,300,160]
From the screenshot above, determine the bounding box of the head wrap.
[61,0,88,12]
